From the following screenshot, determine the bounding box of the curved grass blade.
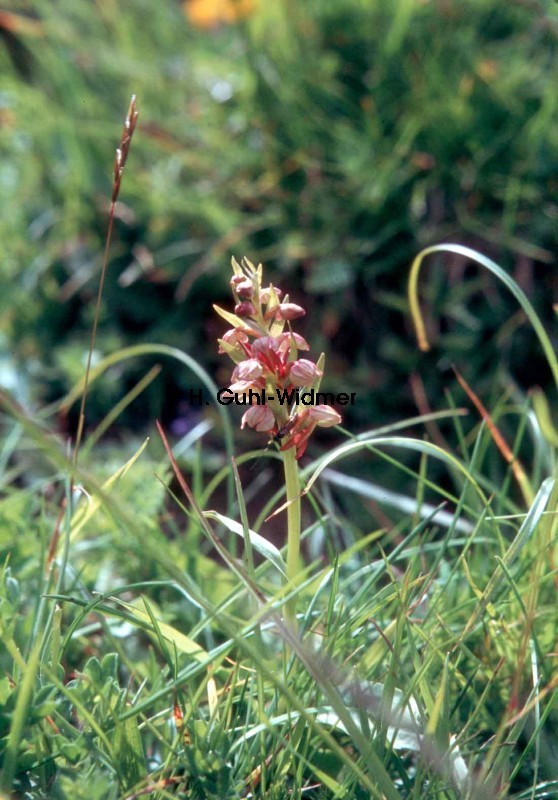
[407,243,558,392]
[204,510,287,577]
[272,435,491,522]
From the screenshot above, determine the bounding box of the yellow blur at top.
[184,0,256,28]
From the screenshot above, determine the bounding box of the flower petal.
[308,405,342,427]
[241,404,276,432]
[233,358,263,381]
[276,302,306,321]
[289,359,323,387]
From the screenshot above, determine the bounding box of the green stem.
[282,446,301,627]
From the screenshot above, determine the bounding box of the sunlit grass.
[2,2,558,794]
[1,242,557,796]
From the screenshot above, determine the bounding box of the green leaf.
[0,638,42,793]
[531,388,558,448]
[70,439,150,543]
[408,243,558,391]
[111,716,146,792]
[113,599,207,660]
[204,510,287,577]
[0,676,12,705]
[302,435,487,510]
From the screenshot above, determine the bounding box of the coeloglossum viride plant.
[214,256,341,624]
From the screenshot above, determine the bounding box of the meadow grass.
[1,321,558,799]
[4,0,558,442]
[1,48,558,797]
[1,225,558,798]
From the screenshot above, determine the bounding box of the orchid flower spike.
[215,257,341,458]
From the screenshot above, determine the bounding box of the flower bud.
[289,359,323,387]
[308,405,342,427]
[235,278,255,299]
[218,328,250,354]
[241,404,276,432]
[276,303,305,321]
[278,332,310,352]
[228,379,257,394]
[222,328,249,345]
[235,301,256,318]
[233,359,263,381]
[230,275,246,289]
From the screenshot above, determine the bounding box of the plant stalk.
[282,446,301,628]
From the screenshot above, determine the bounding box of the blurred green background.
[2,0,558,446]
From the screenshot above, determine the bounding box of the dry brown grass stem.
[71,96,138,483]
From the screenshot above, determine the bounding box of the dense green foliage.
[1,1,558,798]
[1,300,558,796]
[2,0,558,430]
